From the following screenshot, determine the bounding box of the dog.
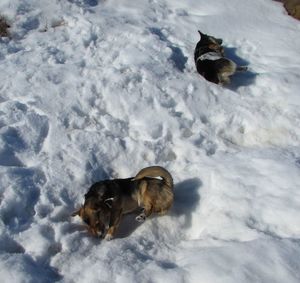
[72,166,174,240]
[194,30,247,85]
[0,16,11,37]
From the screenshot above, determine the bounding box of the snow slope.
[0,0,300,282]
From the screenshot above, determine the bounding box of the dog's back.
[85,178,141,213]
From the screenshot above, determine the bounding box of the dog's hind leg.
[218,70,234,85]
[219,64,248,85]
[135,211,147,222]
[136,206,153,222]
[136,199,153,223]
[105,209,122,240]
[218,74,231,85]
[236,66,248,72]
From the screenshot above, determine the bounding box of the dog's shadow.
[224,47,258,90]
[115,178,202,238]
[170,178,202,228]
[115,212,143,239]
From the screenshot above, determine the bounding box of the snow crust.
[0,0,300,282]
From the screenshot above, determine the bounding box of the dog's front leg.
[105,209,122,241]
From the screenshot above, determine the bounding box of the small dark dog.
[0,16,11,37]
[194,30,247,85]
[72,166,174,240]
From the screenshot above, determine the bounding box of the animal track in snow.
[0,235,25,254]
[0,100,50,165]
[0,168,45,233]
[47,47,66,65]
[194,134,217,156]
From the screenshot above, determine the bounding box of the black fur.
[195,58,229,84]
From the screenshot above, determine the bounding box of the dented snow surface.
[0,0,300,282]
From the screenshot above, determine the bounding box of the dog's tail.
[236,66,248,72]
[133,166,173,189]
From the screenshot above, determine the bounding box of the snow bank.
[1,0,300,282]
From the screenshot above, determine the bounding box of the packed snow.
[0,0,300,282]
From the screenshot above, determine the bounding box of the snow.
[0,0,300,282]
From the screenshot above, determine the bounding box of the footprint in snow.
[0,168,45,233]
[0,101,50,164]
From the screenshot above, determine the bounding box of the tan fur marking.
[134,166,173,189]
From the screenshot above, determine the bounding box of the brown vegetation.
[284,0,300,20]
[276,0,300,20]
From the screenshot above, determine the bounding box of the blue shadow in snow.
[171,177,202,228]
[149,27,188,72]
[223,47,258,90]
[116,178,202,238]
[68,0,99,9]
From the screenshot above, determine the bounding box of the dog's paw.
[104,233,113,241]
[237,66,248,72]
[135,214,146,223]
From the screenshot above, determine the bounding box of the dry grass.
[283,0,300,20]
[274,0,300,20]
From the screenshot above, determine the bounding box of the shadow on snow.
[223,47,258,90]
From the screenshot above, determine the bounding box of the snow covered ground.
[0,0,300,282]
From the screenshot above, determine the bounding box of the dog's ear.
[71,207,82,217]
[198,30,204,38]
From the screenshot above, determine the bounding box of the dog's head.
[72,197,113,237]
[197,30,224,54]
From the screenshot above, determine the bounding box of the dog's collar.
[196,52,222,62]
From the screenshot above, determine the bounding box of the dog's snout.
[96,230,103,238]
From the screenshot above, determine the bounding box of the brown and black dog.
[194,30,247,85]
[72,166,174,240]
